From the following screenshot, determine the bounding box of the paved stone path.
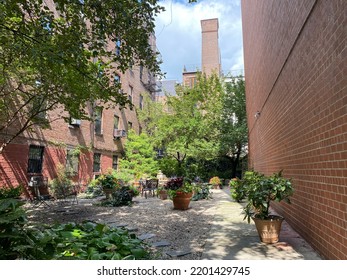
[201,189,322,260]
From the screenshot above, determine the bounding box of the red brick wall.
[0,144,29,187]
[242,0,347,259]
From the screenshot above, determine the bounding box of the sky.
[154,0,244,82]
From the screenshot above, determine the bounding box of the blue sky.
[155,0,244,82]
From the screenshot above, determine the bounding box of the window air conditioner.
[70,118,81,127]
[113,129,127,139]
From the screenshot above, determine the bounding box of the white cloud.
[155,0,244,82]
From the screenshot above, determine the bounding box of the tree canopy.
[0,0,164,152]
[119,130,158,180]
[139,73,248,179]
[220,76,248,177]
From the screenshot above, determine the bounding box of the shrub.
[0,198,28,259]
[49,164,74,198]
[229,178,247,202]
[209,176,221,186]
[100,187,134,207]
[0,198,150,259]
[0,185,23,199]
[82,179,104,198]
[97,173,122,190]
[191,184,212,201]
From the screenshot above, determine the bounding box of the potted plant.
[166,177,194,210]
[97,173,121,199]
[209,176,221,189]
[242,170,294,244]
[156,186,168,200]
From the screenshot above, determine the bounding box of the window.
[115,39,121,56]
[139,94,143,110]
[93,153,101,172]
[114,74,120,86]
[94,107,103,134]
[66,149,79,175]
[114,115,119,130]
[128,85,133,103]
[31,95,47,120]
[140,65,143,81]
[28,145,44,173]
[128,122,132,131]
[112,155,118,170]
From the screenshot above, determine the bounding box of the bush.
[209,176,221,186]
[0,198,150,259]
[230,178,247,202]
[0,185,23,199]
[82,179,104,198]
[191,184,212,201]
[49,165,74,198]
[0,198,28,259]
[100,187,133,207]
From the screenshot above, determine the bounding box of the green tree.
[145,73,224,177]
[0,0,164,152]
[119,130,158,180]
[219,76,248,178]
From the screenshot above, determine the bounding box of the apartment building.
[0,1,158,191]
[242,0,346,259]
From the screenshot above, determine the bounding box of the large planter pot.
[172,192,192,210]
[252,215,284,244]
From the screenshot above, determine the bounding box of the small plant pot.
[172,192,192,210]
[159,190,168,200]
[252,215,284,244]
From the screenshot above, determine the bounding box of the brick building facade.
[0,64,155,189]
[0,1,157,191]
[242,0,346,259]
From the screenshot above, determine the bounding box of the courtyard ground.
[25,188,322,260]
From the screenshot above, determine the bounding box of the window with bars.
[93,153,101,172]
[27,145,44,173]
[112,155,118,170]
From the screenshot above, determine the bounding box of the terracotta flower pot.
[172,192,192,210]
[159,190,168,200]
[252,215,284,244]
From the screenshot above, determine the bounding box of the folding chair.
[28,177,52,208]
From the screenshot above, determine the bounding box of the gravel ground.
[24,190,224,260]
